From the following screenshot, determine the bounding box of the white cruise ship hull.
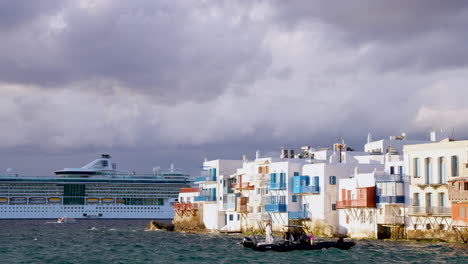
[0,203,175,219]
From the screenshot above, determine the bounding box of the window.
[332,203,336,211]
[426,193,432,207]
[439,193,445,207]
[438,157,445,184]
[399,166,403,176]
[229,214,233,221]
[390,166,395,175]
[425,158,432,184]
[414,158,420,177]
[292,195,297,202]
[413,193,420,206]
[329,176,336,185]
[451,156,459,177]
[237,214,240,220]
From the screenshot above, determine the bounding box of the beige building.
[404,135,468,237]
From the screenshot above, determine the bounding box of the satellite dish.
[6,168,13,173]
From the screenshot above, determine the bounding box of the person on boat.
[307,230,315,245]
[265,222,274,244]
[337,233,344,244]
[283,229,292,246]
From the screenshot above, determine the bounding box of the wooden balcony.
[231,182,255,190]
[448,177,468,201]
[336,199,376,209]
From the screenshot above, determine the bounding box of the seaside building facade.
[404,132,466,241]
[174,131,468,242]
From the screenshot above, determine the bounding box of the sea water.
[0,220,466,264]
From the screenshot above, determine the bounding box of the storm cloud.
[1,0,468,176]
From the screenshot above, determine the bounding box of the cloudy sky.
[1,0,468,176]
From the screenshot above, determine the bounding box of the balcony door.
[426,193,432,209]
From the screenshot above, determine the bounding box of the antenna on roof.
[451,128,455,139]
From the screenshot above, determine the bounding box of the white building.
[404,133,466,235]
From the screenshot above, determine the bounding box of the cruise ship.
[0,155,191,219]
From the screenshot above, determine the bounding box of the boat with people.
[240,225,356,252]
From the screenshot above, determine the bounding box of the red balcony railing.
[336,199,376,209]
[179,188,200,193]
[173,203,198,211]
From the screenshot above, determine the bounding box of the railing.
[254,174,270,183]
[223,202,236,211]
[194,196,216,202]
[336,199,376,209]
[288,211,309,219]
[448,178,468,201]
[179,187,200,193]
[268,182,286,190]
[375,174,405,182]
[231,182,255,190]
[194,176,216,183]
[407,206,451,216]
[264,203,287,212]
[376,195,405,204]
[377,215,405,225]
[173,203,198,211]
[294,185,320,194]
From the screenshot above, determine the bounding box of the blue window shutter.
[292,195,297,202]
[271,173,276,183]
[314,176,319,187]
[281,173,286,183]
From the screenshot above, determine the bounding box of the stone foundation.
[173,205,206,232]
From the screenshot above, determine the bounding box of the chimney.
[256,150,260,159]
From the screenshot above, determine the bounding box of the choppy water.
[0,220,466,264]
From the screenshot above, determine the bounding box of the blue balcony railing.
[194,196,216,202]
[268,182,287,190]
[294,185,320,194]
[376,195,405,204]
[265,204,287,212]
[288,211,309,219]
[194,176,216,182]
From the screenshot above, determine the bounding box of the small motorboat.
[241,236,355,252]
[241,225,356,252]
[56,216,77,224]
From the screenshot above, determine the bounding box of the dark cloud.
[0,0,63,30]
[1,1,468,176]
[271,0,468,72]
[0,1,270,102]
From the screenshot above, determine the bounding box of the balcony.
[265,203,287,212]
[376,195,405,204]
[294,185,320,195]
[231,182,255,190]
[448,178,468,201]
[194,176,216,183]
[268,182,286,190]
[173,203,198,211]
[407,206,451,216]
[194,196,216,202]
[336,199,376,209]
[288,211,309,220]
[179,187,200,193]
[377,215,405,225]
